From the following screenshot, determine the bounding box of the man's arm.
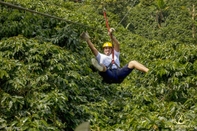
[80,32,98,56]
[109,28,120,52]
[86,39,99,57]
[111,35,120,52]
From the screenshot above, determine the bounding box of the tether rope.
[103,8,115,64]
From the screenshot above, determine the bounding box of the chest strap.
[107,61,120,70]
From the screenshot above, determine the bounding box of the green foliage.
[125,0,197,43]
[0,0,197,131]
[154,0,166,10]
[0,36,94,130]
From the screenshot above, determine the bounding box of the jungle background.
[0,0,197,130]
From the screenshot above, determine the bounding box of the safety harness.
[103,9,120,70]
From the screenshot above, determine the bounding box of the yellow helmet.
[102,42,112,48]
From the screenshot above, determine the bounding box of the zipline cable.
[0,0,91,28]
[115,0,137,29]
[0,0,137,35]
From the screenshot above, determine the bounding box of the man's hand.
[108,28,115,35]
[80,32,90,41]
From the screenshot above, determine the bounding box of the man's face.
[103,47,112,56]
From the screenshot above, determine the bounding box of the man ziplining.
[80,28,149,84]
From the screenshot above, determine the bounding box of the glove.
[80,32,90,41]
[108,28,115,35]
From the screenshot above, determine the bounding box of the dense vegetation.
[0,0,197,130]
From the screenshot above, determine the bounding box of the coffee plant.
[0,0,197,130]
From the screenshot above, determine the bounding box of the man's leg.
[91,58,107,72]
[128,60,149,72]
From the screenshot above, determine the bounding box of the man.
[80,28,149,84]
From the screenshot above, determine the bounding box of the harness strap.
[111,49,115,64]
[107,61,120,70]
[103,8,115,64]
